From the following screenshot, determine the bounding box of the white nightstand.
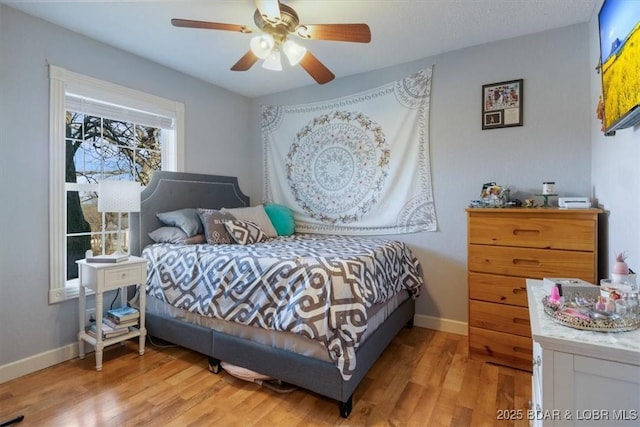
[77,256,148,371]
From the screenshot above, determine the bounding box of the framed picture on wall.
[482,79,523,130]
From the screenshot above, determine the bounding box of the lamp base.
[109,222,129,259]
[109,249,129,259]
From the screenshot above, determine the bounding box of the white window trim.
[49,65,184,303]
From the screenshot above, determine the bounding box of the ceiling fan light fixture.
[172,0,371,84]
[282,39,307,66]
[262,50,283,71]
[250,33,275,59]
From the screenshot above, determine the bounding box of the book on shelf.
[102,316,137,330]
[85,254,129,264]
[106,306,140,323]
[86,323,130,339]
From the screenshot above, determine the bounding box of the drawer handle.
[532,356,541,367]
[512,258,539,266]
[513,346,530,354]
[513,317,529,325]
[513,229,540,236]
[121,273,127,279]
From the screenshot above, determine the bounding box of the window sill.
[49,284,93,304]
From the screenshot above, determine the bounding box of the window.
[49,65,184,303]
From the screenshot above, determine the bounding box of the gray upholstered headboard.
[130,171,250,256]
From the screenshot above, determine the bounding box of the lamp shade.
[250,34,275,59]
[282,40,307,66]
[98,180,141,213]
[262,50,283,71]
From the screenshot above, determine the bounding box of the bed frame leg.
[208,357,222,374]
[339,396,353,418]
[406,317,414,329]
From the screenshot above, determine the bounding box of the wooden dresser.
[466,208,600,371]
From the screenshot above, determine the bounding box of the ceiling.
[2,0,599,98]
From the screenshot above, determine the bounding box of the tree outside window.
[65,112,161,280]
[49,65,183,303]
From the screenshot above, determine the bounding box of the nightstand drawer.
[468,215,596,251]
[469,327,532,372]
[105,265,143,286]
[468,245,595,281]
[469,300,531,337]
[468,272,528,306]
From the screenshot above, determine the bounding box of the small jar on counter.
[542,182,555,195]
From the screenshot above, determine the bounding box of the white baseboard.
[414,314,468,336]
[2,316,467,384]
[0,343,80,384]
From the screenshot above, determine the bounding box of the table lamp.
[98,180,141,256]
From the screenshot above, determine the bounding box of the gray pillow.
[148,226,205,245]
[198,208,235,244]
[156,208,203,237]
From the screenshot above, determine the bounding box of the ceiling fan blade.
[255,0,281,22]
[299,51,335,84]
[231,50,259,71]
[171,18,252,34]
[296,23,371,43]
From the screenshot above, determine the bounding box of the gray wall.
[0,5,251,367]
[250,24,592,328]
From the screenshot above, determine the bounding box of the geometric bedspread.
[142,234,423,380]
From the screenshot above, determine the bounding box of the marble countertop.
[527,279,640,366]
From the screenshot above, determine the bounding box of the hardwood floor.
[0,328,532,426]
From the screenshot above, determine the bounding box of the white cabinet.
[527,279,640,427]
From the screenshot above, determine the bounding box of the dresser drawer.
[468,244,596,282]
[468,272,528,306]
[469,327,532,372]
[105,265,144,286]
[468,214,596,251]
[469,300,531,337]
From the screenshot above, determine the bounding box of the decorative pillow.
[198,208,235,244]
[224,220,267,245]
[221,205,277,237]
[264,203,295,236]
[156,208,203,237]
[148,226,205,245]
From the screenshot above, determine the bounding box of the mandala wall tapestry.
[262,67,437,235]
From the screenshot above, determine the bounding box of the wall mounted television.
[598,0,640,135]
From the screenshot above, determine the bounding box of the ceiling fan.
[171,0,371,84]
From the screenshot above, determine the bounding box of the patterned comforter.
[142,233,423,380]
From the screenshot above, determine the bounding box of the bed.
[130,171,423,417]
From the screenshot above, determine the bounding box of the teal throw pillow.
[264,203,295,236]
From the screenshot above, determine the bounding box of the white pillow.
[221,205,277,237]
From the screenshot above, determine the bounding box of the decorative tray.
[542,296,640,332]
